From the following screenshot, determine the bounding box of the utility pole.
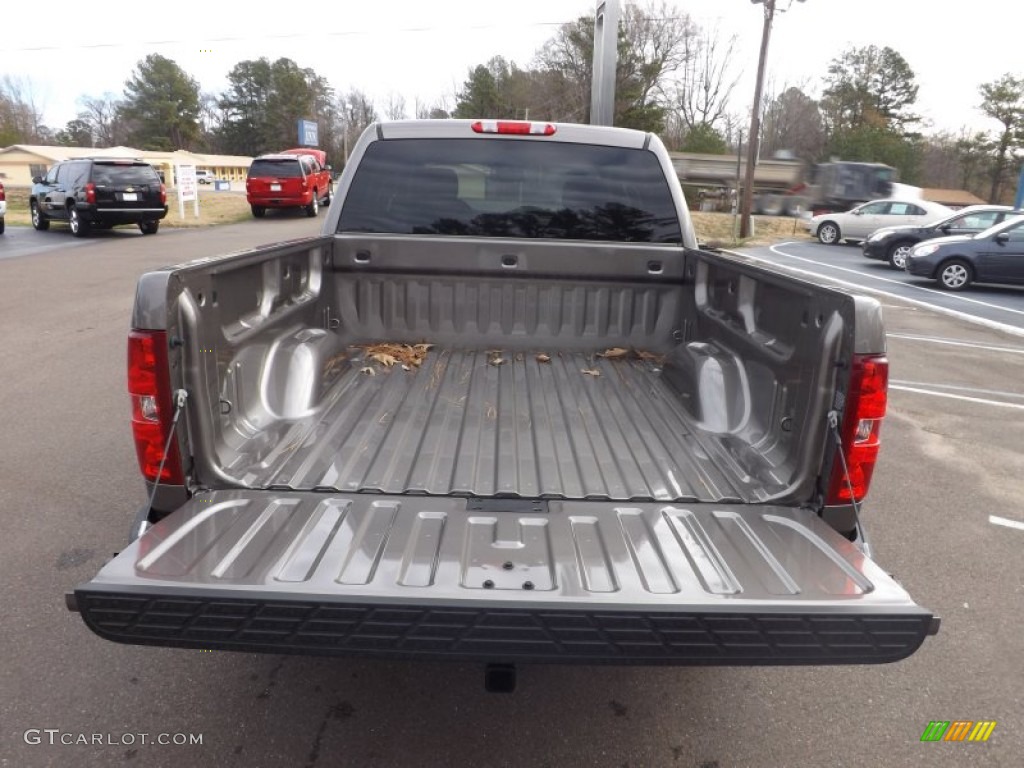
[740,1,806,238]
[590,0,620,125]
[739,0,776,239]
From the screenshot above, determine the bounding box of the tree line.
[1,1,1022,201]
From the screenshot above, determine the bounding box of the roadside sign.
[298,119,319,147]
[175,164,200,219]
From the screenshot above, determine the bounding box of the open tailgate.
[71,491,937,665]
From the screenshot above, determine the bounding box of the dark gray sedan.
[905,215,1024,290]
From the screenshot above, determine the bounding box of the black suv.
[30,158,168,237]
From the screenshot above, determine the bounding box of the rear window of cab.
[248,159,303,178]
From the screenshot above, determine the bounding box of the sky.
[1,0,1018,140]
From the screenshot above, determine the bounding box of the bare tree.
[77,93,124,147]
[0,75,50,144]
[337,89,379,162]
[673,24,741,131]
[413,97,431,120]
[534,1,696,130]
[384,92,407,121]
[760,84,826,161]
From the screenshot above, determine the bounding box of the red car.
[246,148,332,218]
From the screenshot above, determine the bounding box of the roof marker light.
[471,120,557,136]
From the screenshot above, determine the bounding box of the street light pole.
[739,0,776,239]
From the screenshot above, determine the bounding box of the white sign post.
[176,164,200,219]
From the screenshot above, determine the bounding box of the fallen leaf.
[597,347,629,359]
[634,350,665,364]
[489,356,505,366]
[536,353,551,363]
[581,368,602,377]
[359,366,376,376]
[358,342,435,368]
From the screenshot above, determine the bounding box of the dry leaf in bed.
[358,342,434,369]
[536,353,551,363]
[597,347,629,359]
[634,350,665,363]
[581,368,602,377]
[359,366,376,376]
[489,356,505,366]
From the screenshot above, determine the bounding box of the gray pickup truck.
[69,120,937,680]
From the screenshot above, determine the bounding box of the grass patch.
[2,186,252,229]
[692,212,812,248]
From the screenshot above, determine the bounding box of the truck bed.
[166,235,850,508]
[232,347,758,502]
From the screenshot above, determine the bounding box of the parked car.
[0,181,6,234]
[195,169,216,184]
[246,148,331,218]
[807,198,951,245]
[905,214,1024,290]
[29,158,167,237]
[863,205,1020,269]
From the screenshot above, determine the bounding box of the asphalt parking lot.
[1,221,1021,767]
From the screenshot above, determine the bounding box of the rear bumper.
[247,195,311,208]
[71,491,938,666]
[74,589,936,665]
[79,203,168,223]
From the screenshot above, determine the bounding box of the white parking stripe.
[989,515,1024,531]
[889,384,1024,410]
[768,243,1024,319]
[723,245,1024,338]
[887,333,1024,355]
[890,380,1024,400]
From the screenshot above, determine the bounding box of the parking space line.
[890,380,1024,400]
[989,515,1024,531]
[724,246,1024,338]
[889,384,1024,410]
[887,333,1024,355]
[768,243,1024,319]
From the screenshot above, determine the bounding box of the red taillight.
[0,183,6,202]
[128,330,184,484]
[85,182,96,205]
[159,183,167,205]
[826,354,888,505]
[471,120,556,136]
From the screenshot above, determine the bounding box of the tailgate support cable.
[827,410,860,516]
[143,389,189,521]
[827,409,872,557]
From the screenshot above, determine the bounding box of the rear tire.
[0,218,4,235]
[139,221,159,235]
[69,207,90,237]
[817,221,840,245]
[251,205,266,218]
[31,201,50,231]
[305,192,319,217]
[937,259,972,291]
[887,241,913,270]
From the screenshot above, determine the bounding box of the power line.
[0,16,699,54]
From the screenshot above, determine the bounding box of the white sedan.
[807,198,952,245]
